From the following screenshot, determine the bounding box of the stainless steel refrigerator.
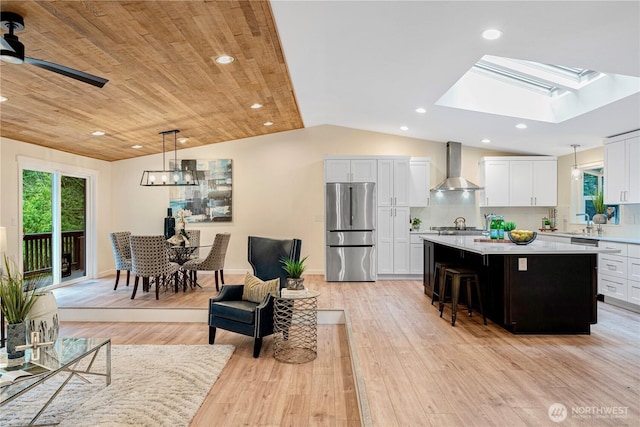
[325,182,376,281]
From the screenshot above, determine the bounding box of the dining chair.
[186,229,201,258]
[129,235,179,300]
[109,231,132,290]
[183,233,231,291]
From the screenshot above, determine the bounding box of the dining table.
[166,243,209,291]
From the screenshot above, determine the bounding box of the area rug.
[2,344,235,426]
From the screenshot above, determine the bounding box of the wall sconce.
[571,144,582,181]
[140,130,200,186]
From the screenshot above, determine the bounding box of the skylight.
[436,55,640,123]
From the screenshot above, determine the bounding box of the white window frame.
[17,156,98,288]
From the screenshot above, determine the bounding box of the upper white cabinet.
[377,158,410,207]
[479,159,509,207]
[604,132,640,204]
[509,160,557,207]
[409,158,431,207]
[479,157,557,207]
[325,158,377,183]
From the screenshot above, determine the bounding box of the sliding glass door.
[19,158,95,289]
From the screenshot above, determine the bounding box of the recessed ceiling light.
[91,131,105,136]
[215,55,235,64]
[516,123,527,129]
[415,107,426,114]
[178,137,189,143]
[400,126,409,131]
[481,138,491,143]
[251,103,263,109]
[132,145,143,149]
[264,121,274,126]
[0,96,7,102]
[482,29,502,40]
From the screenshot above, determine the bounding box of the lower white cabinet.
[598,241,640,307]
[377,206,410,274]
[410,234,424,275]
[628,245,640,305]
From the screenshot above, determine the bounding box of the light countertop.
[541,232,640,245]
[420,234,622,255]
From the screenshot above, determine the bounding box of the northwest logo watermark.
[548,403,628,423]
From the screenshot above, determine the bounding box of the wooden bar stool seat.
[432,262,459,305]
[439,267,487,326]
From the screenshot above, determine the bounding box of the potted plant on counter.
[0,256,40,359]
[591,188,607,224]
[411,217,422,231]
[280,255,308,290]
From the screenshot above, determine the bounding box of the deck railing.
[23,231,85,277]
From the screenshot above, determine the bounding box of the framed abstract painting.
[169,159,232,223]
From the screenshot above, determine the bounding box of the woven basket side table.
[273,290,320,364]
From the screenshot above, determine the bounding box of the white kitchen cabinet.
[377,206,410,274]
[604,133,640,204]
[410,234,424,274]
[509,160,557,206]
[409,158,431,207]
[378,158,410,207]
[598,241,640,308]
[480,157,557,207]
[628,244,640,306]
[325,158,377,183]
[377,158,410,275]
[479,159,509,207]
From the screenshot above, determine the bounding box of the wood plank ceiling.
[0,1,303,162]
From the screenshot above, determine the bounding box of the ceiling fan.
[1,11,108,88]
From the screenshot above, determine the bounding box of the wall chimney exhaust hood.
[432,141,482,191]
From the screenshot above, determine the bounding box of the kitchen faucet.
[483,213,495,237]
[576,213,593,234]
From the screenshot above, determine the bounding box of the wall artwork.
[169,159,232,223]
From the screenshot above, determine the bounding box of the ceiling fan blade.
[1,36,15,52]
[24,56,108,88]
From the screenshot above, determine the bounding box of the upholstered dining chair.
[208,236,301,357]
[109,231,132,290]
[183,232,231,291]
[129,235,179,300]
[186,229,200,258]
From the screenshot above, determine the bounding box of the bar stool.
[439,267,487,326]
[431,262,458,305]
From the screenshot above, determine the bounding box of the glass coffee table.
[1,337,111,425]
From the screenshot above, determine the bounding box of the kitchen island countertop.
[543,232,640,245]
[420,234,621,255]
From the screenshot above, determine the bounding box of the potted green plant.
[0,256,40,359]
[591,188,607,224]
[411,217,422,231]
[280,255,308,290]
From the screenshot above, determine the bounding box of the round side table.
[273,290,320,363]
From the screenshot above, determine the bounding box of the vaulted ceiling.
[0,1,302,161]
[1,1,639,161]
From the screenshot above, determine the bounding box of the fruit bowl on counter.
[507,230,537,245]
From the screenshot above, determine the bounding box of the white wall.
[112,125,460,274]
[0,136,113,277]
[3,125,637,280]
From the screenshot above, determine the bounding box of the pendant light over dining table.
[140,129,199,186]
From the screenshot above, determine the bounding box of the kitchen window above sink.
[572,161,619,225]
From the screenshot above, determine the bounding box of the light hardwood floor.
[54,274,640,426]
